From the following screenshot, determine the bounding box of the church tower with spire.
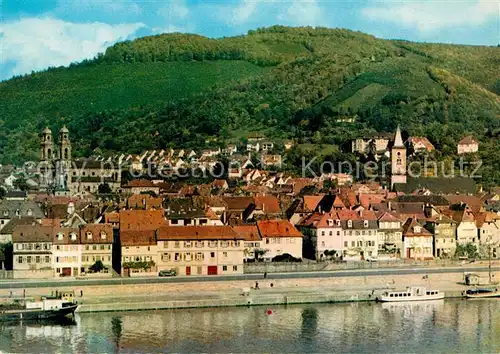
[391,125,407,188]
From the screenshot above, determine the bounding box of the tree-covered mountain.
[1,26,499,183]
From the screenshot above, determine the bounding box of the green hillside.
[1,26,499,184]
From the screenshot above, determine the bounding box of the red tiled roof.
[156,226,242,240]
[233,225,261,241]
[359,194,384,209]
[119,210,167,231]
[444,195,483,213]
[223,196,254,211]
[127,194,163,210]
[104,212,120,223]
[121,229,157,246]
[124,179,157,188]
[256,220,302,238]
[253,195,281,214]
[458,135,478,145]
[80,224,113,244]
[13,225,54,243]
[403,218,432,237]
[408,137,435,151]
[303,195,323,212]
[316,212,341,227]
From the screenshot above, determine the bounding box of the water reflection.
[0,300,498,353]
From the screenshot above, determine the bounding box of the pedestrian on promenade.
[255,281,260,290]
[80,290,83,297]
[263,272,267,279]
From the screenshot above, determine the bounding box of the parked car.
[366,256,378,262]
[158,269,177,277]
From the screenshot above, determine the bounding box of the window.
[184,241,191,248]
[209,241,217,247]
[86,231,92,240]
[174,253,181,261]
[196,252,204,261]
[100,231,107,240]
[27,209,33,216]
[57,233,64,241]
[100,245,105,250]
[337,231,340,236]
[351,241,355,247]
[45,256,50,263]
[223,252,228,258]
[347,220,353,228]
[221,241,229,248]
[321,241,325,247]
[344,241,348,247]
[93,245,97,250]
[234,241,240,247]
[185,253,192,261]
[70,232,77,241]
[171,219,179,225]
[18,256,23,264]
[321,231,325,236]
[196,241,204,248]
[197,266,202,275]
[15,209,20,216]
[222,265,227,271]
[27,256,32,263]
[210,252,215,258]
[233,266,238,271]
[329,231,333,236]
[36,256,40,263]
[364,220,369,228]
[3,210,8,217]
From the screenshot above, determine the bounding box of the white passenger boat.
[378,287,444,302]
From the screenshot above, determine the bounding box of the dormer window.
[364,220,369,228]
[86,231,92,240]
[414,226,421,233]
[70,232,77,241]
[3,210,8,217]
[27,209,33,216]
[15,209,20,216]
[100,231,107,240]
[347,220,353,228]
[336,220,341,226]
[327,219,333,226]
[57,233,64,241]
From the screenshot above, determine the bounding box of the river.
[1,299,499,353]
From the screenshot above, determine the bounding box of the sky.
[0,0,499,81]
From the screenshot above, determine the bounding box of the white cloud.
[278,0,326,26]
[217,0,258,25]
[158,0,190,19]
[362,0,499,32]
[154,0,193,34]
[0,18,144,79]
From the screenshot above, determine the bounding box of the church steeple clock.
[391,125,407,188]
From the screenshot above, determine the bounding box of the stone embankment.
[0,271,486,313]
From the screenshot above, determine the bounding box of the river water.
[1,300,499,353]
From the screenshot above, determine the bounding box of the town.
[0,126,498,280]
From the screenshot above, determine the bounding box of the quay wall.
[0,271,483,313]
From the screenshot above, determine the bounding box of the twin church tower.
[39,126,72,193]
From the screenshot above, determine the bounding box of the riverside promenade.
[1,267,496,313]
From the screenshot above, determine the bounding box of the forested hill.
[1,26,499,172]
